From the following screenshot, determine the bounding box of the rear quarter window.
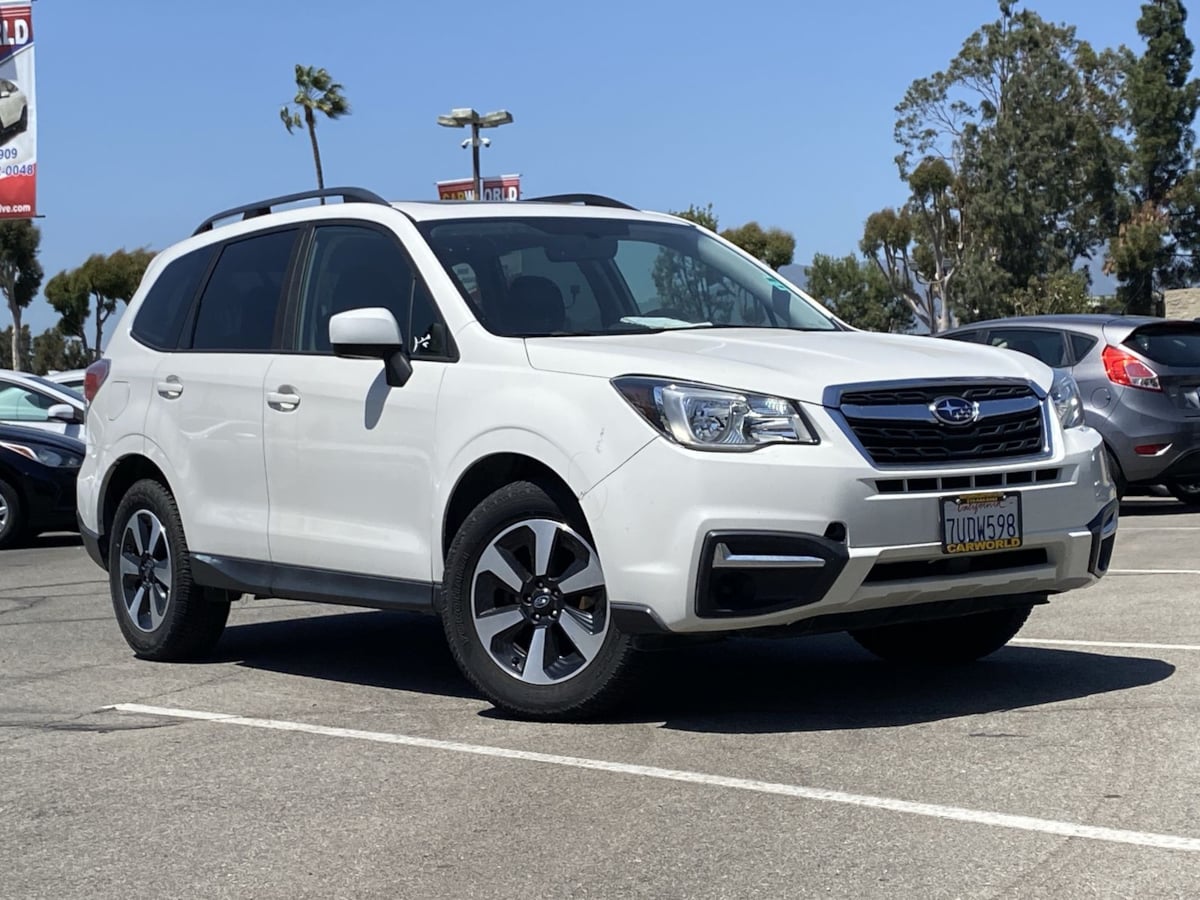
[132,246,215,351]
[1125,325,1200,367]
[1069,332,1098,362]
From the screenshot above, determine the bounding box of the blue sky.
[21,0,1195,335]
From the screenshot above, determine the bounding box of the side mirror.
[329,307,413,388]
[47,403,80,424]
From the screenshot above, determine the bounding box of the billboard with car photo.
[0,3,34,217]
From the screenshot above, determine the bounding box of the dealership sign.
[0,3,34,218]
[436,174,521,202]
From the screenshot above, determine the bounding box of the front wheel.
[0,477,24,549]
[849,602,1034,664]
[108,479,231,660]
[440,481,638,720]
[1167,477,1200,507]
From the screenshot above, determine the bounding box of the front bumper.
[584,421,1115,634]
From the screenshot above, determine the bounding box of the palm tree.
[280,65,350,199]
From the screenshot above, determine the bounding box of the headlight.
[1050,369,1085,429]
[0,441,82,468]
[612,377,818,451]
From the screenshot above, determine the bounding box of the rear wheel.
[0,477,24,549]
[109,479,231,660]
[1167,477,1200,507]
[849,602,1034,664]
[440,481,638,720]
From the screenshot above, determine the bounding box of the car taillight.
[1101,345,1160,391]
[83,358,111,403]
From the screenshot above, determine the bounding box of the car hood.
[0,423,85,454]
[524,329,1052,405]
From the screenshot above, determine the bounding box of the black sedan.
[0,423,83,548]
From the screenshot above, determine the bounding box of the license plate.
[940,492,1023,555]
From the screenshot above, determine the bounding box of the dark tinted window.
[418,217,838,336]
[297,226,414,353]
[986,328,1067,367]
[190,229,297,352]
[1125,325,1200,367]
[942,330,984,343]
[1069,332,1098,362]
[132,246,214,351]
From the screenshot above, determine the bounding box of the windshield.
[417,217,840,337]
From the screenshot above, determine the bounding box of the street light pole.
[437,107,514,200]
[471,121,482,202]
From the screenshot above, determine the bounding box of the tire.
[108,478,230,660]
[1167,478,1200,507]
[440,480,639,720]
[16,105,26,133]
[0,476,24,549]
[1105,446,1127,501]
[849,602,1034,665]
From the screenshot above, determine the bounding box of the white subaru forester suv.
[77,188,1118,719]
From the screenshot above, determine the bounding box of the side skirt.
[190,554,436,614]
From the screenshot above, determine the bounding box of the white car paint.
[78,197,1115,639]
[0,78,26,132]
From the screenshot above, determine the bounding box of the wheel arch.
[441,452,581,565]
[97,453,174,560]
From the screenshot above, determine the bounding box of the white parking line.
[1118,527,1200,532]
[1013,638,1200,652]
[1108,568,1200,576]
[110,702,1200,853]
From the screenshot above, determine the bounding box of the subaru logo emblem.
[930,396,979,426]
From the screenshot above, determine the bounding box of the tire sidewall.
[0,477,22,549]
[441,481,632,718]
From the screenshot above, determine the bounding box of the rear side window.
[941,330,984,343]
[1125,325,1200,367]
[190,229,297,352]
[986,328,1068,367]
[131,246,214,351]
[1069,332,1098,362]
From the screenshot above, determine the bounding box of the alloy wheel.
[118,509,173,632]
[471,518,609,685]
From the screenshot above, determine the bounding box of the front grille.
[841,384,1032,406]
[864,548,1048,584]
[839,382,1045,466]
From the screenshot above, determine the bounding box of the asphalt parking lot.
[2,497,1199,899]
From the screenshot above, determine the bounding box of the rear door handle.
[156,377,183,399]
[266,387,301,411]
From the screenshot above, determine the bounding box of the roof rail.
[522,193,636,210]
[192,186,390,235]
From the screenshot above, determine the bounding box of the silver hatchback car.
[939,314,1200,505]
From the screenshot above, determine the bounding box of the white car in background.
[0,78,27,139]
[0,371,85,439]
[46,369,88,392]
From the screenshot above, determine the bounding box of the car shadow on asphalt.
[215,609,1176,734]
[1119,498,1191,517]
